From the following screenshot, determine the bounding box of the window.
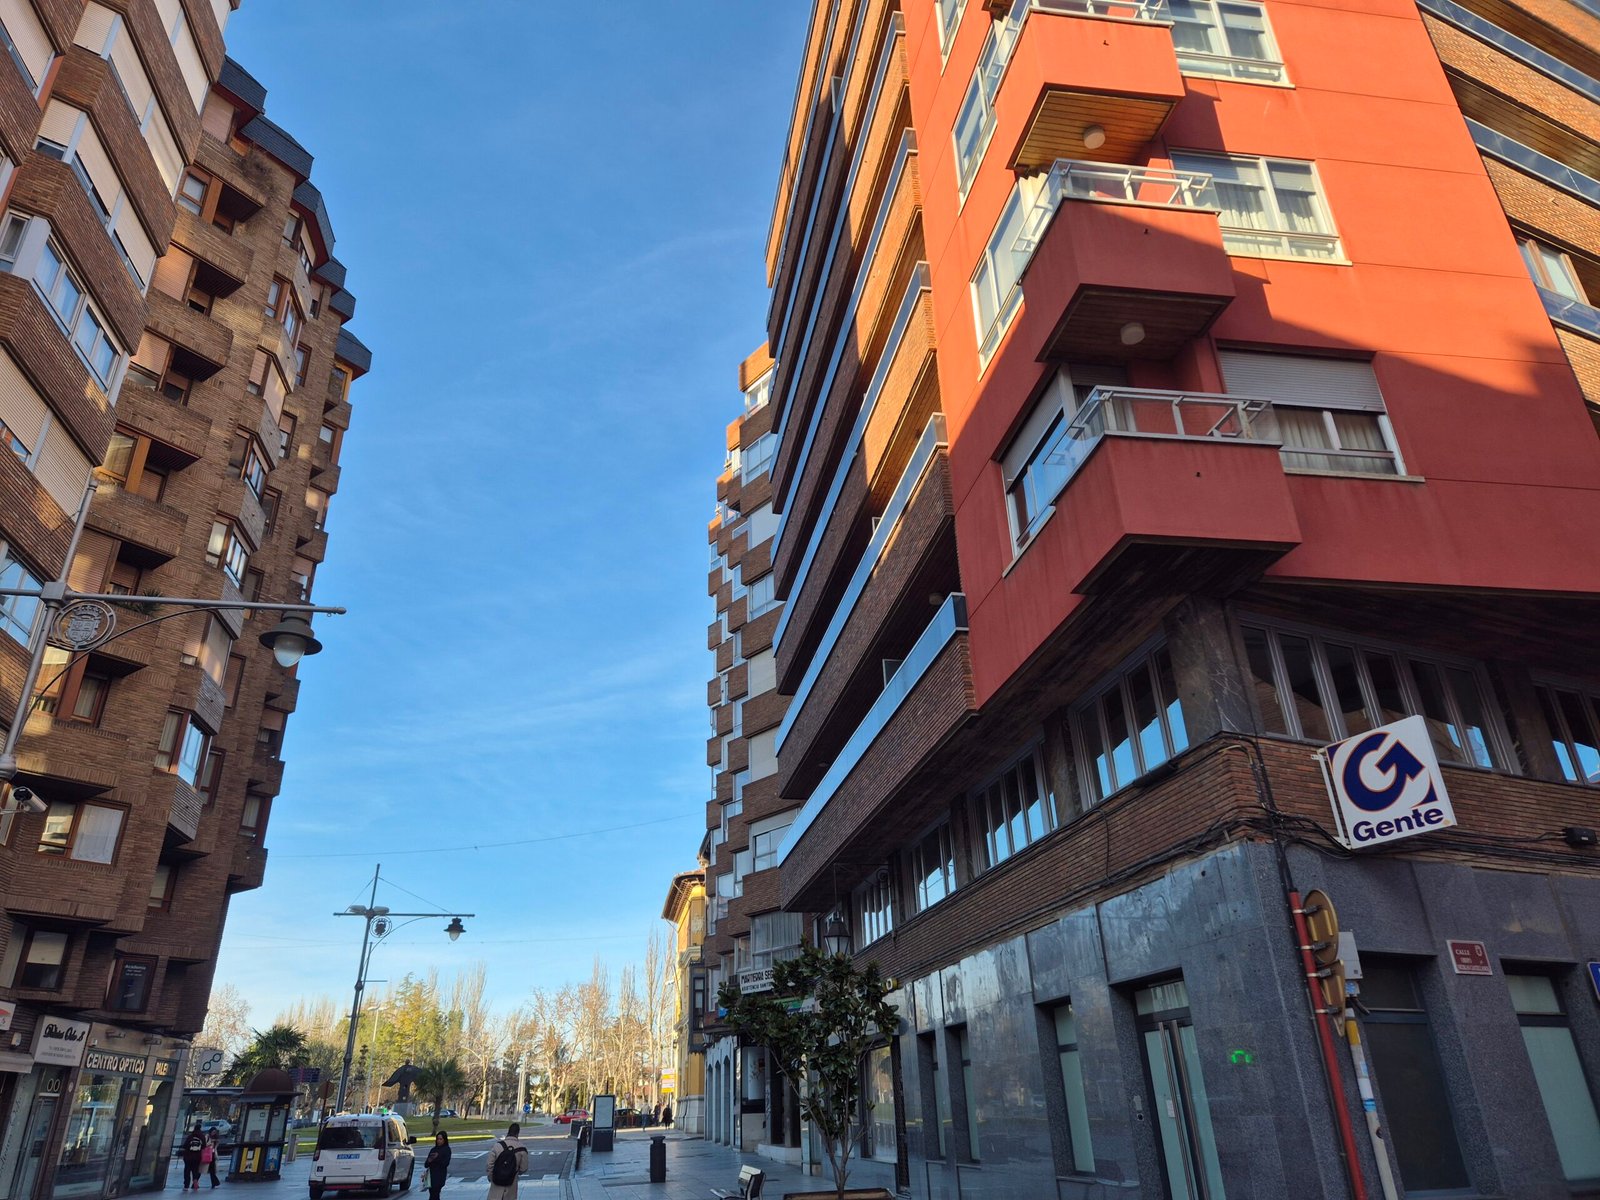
[306,487,330,530]
[1359,961,1469,1192]
[1518,234,1590,305]
[31,240,123,384]
[852,872,895,947]
[67,669,109,725]
[1508,971,1600,1184]
[193,615,232,685]
[954,22,1015,194]
[0,414,27,460]
[155,710,208,786]
[1000,366,1128,545]
[283,294,302,342]
[1535,681,1600,785]
[106,954,155,1012]
[35,102,155,288]
[1049,1002,1095,1174]
[1135,979,1225,1200]
[229,430,270,499]
[106,559,140,595]
[242,567,264,602]
[240,792,267,835]
[205,520,249,586]
[920,1032,949,1158]
[17,930,67,989]
[1240,622,1507,768]
[1,2,52,94]
[317,421,336,446]
[747,572,777,619]
[751,820,792,872]
[750,911,803,969]
[741,432,776,481]
[1219,350,1401,475]
[294,344,310,387]
[148,863,174,910]
[0,550,41,644]
[973,746,1057,868]
[936,0,968,56]
[1070,645,1189,803]
[971,179,1042,365]
[1167,0,1285,82]
[264,276,285,322]
[223,653,246,707]
[177,170,207,217]
[1171,152,1342,260]
[38,801,123,863]
[279,413,298,459]
[910,822,955,912]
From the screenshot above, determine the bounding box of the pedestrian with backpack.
[180,1123,205,1190]
[485,1123,527,1200]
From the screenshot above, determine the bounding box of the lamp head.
[259,615,323,668]
[822,910,851,958]
[445,917,465,942]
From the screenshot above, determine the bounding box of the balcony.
[997,0,1184,170]
[15,713,123,794]
[1008,159,1234,362]
[172,208,252,290]
[777,417,954,790]
[172,662,228,737]
[155,772,204,844]
[116,380,213,459]
[248,746,285,795]
[144,290,234,370]
[1012,386,1301,593]
[777,595,976,909]
[229,838,268,893]
[218,477,267,550]
[1539,286,1600,341]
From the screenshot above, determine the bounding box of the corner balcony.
[777,594,976,910]
[229,838,268,893]
[997,0,1185,170]
[1013,386,1301,594]
[155,771,205,844]
[87,485,187,563]
[1008,160,1235,362]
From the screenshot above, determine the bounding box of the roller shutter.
[1218,350,1386,411]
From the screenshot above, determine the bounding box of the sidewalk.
[571,1131,894,1200]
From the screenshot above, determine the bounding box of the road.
[436,1125,573,1182]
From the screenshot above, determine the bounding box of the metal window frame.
[1069,640,1183,804]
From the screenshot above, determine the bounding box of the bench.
[710,1164,765,1199]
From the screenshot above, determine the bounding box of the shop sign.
[153,1059,175,1078]
[0,998,14,1031]
[82,1049,148,1075]
[1447,940,1492,976]
[738,968,775,995]
[33,1018,90,1066]
[1319,715,1455,850]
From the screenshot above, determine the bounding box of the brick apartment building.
[0,3,370,1197]
[721,0,1600,1196]
[694,350,816,1161]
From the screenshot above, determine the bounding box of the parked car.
[435,1109,457,1119]
[309,1113,416,1199]
[553,1109,589,1125]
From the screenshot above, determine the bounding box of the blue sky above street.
[212,2,809,1022]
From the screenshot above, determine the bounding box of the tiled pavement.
[570,1131,896,1200]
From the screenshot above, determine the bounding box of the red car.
[553,1109,589,1125]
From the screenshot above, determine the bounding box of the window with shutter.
[1,0,53,92]
[1219,350,1401,474]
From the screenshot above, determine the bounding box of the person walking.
[423,1132,451,1200]
[660,1102,672,1128]
[484,1123,527,1200]
[179,1123,205,1191]
[201,1132,221,1188]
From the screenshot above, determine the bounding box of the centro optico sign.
[1319,715,1456,849]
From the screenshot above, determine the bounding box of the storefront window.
[129,1064,177,1188]
[865,1045,897,1162]
[52,1073,140,1198]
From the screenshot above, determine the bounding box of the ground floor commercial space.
[702,1036,824,1169]
[877,841,1600,1200]
[0,1014,187,1200]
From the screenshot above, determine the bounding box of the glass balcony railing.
[1013,159,1218,257]
[1538,286,1600,340]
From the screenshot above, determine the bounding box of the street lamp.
[822,910,852,958]
[333,864,474,1114]
[0,476,343,792]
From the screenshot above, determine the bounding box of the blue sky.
[212,2,808,1024]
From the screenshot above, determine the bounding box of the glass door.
[1136,980,1226,1200]
[11,1093,58,1200]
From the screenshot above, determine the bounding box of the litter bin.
[580,1121,592,1147]
[648,1135,666,1183]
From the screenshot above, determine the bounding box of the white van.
[309,1114,416,1199]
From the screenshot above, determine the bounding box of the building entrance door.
[11,1093,57,1200]
[1136,980,1225,1200]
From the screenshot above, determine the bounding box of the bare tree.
[188,984,252,1086]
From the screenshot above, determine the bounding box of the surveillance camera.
[11,787,46,815]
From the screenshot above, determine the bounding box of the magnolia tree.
[718,946,897,1200]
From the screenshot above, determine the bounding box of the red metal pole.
[1289,890,1370,1200]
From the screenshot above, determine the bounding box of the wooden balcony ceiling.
[1042,285,1231,362]
[1012,91,1175,170]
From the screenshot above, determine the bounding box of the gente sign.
[1319,715,1456,850]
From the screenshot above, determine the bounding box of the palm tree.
[228,1024,310,1083]
[414,1059,467,1134]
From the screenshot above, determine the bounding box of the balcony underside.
[1043,284,1231,362]
[1013,90,1176,170]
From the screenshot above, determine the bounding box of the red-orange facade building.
[747,0,1600,1195]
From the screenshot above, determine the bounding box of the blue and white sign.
[1319,715,1455,850]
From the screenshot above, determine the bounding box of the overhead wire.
[274,812,695,859]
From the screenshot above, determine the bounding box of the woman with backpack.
[423,1131,450,1200]
[485,1123,527,1200]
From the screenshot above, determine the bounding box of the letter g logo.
[1340,730,1437,813]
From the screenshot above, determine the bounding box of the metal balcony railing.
[1014,159,1218,257]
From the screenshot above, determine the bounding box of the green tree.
[718,946,897,1200]
[414,1059,468,1134]
[227,1024,310,1083]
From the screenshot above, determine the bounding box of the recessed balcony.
[998,0,1185,169]
[1010,159,1235,362]
[1012,386,1302,594]
[87,485,186,563]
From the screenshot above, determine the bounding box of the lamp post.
[0,475,343,792]
[333,864,473,1114]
